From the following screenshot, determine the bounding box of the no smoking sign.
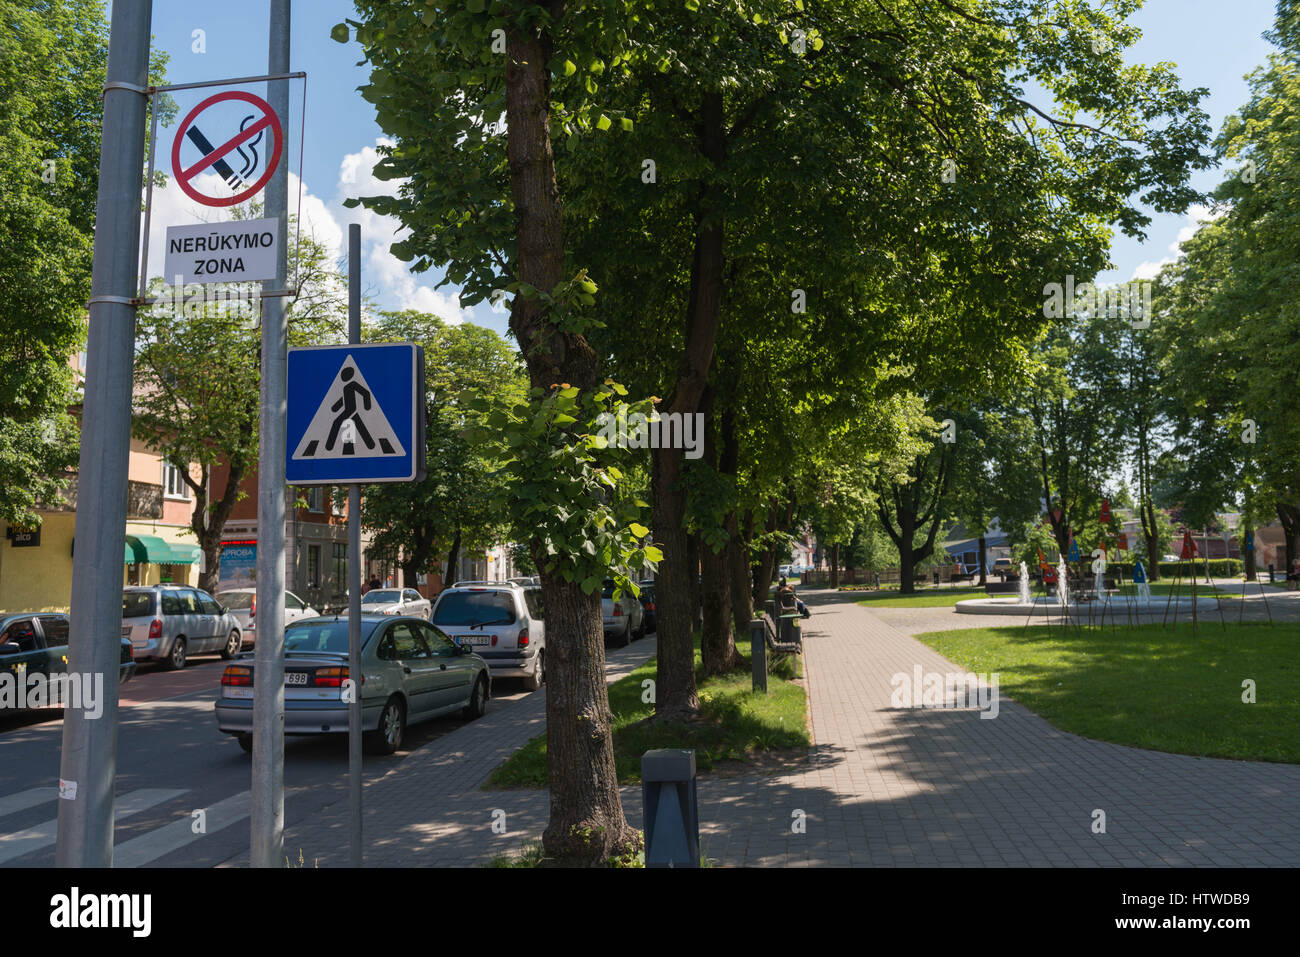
[170,89,283,208]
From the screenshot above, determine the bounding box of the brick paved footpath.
[222,589,1300,867]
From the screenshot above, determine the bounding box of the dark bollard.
[750,618,767,693]
[1269,563,1275,584]
[642,749,699,868]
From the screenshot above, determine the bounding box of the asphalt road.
[0,637,633,867]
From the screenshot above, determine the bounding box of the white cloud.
[1130,204,1225,281]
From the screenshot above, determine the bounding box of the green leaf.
[629,522,649,538]
[644,546,664,563]
[596,114,612,132]
[563,59,577,76]
[685,0,699,10]
[619,117,633,132]
[330,23,350,43]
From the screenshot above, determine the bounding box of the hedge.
[1101,559,1244,579]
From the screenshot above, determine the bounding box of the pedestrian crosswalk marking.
[0,787,56,819]
[0,788,186,865]
[114,790,250,868]
[291,354,404,460]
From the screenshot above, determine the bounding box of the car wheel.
[364,696,405,755]
[164,636,187,670]
[523,650,544,692]
[609,623,631,648]
[236,733,252,754]
[220,630,242,660]
[463,675,489,719]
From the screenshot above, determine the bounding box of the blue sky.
[138,0,1280,334]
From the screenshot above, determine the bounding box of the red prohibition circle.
[170,89,284,208]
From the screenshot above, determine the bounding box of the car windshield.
[361,590,401,604]
[218,592,253,610]
[433,590,516,626]
[122,592,154,618]
[284,618,378,654]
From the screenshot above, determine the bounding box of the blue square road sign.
[286,342,425,485]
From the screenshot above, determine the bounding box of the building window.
[306,487,323,513]
[332,543,347,593]
[163,462,190,500]
[331,489,345,517]
[307,545,321,588]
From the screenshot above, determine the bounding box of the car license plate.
[285,672,308,685]
[225,688,253,699]
[458,635,490,647]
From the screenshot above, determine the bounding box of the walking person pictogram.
[326,367,376,454]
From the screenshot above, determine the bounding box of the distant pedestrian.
[777,576,797,611]
[1288,559,1300,591]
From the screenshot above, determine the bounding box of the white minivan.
[431,582,545,691]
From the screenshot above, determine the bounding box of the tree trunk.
[829,543,840,589]
[700,538,740,675]
[444,528,462,588]
[1141,498,1162,582]
[651,446,700,720]
[701,403,742,675]
[1278,502,1300,574]
[505,10,635,864]
[977,534,988,587]
[898,507,916,594]
[651,88,727,722]
[191,460,244,594]
[727,511,752,639]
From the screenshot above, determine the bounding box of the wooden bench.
[760,610,802,655]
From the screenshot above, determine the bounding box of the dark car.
[638,580,657,634]
[1,613,135,713]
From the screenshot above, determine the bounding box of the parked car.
[602,579,646,648]
[122,585,243,670]
[638,580,657,634]
[214,588,318,647]
[992,558,1016,581]
[431,581,545,691]
[359,587,431,620]
[215,614,488,754]
[1,613,134,711]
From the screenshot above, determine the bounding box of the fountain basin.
[955,596,1224,616]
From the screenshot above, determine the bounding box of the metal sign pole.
[55,0,153,869]
[251,0,291,869]
[347,223,363,868]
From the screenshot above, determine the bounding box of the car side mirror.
[0,642,20,655]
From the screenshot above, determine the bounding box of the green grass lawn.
[486,635,809,788]
[915,621,1300,762]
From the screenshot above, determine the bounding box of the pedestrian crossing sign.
[286,342,425,484]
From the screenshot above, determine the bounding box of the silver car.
[602,579,645,647]
[214,587,318,648]
[432,582,545,691]
[214,614,490,754]
[122,585,243,670]
[359,587,432,619]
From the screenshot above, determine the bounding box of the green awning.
[167,543,201,565]
[124,534,197,565]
